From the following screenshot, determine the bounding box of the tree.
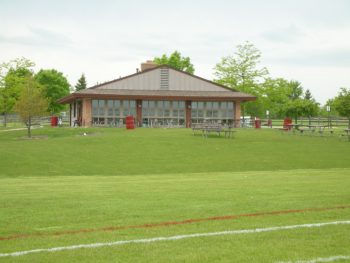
[75,74,87,91]
[214,41,269,92]
[35,69,70,114]
[260,78,292,118]
[214,42,269,117]
[333,88,350,128]
[287,80,303,100]
[15,76,48,138]
[154,51,195,74]
[304,89,313,100]
[284,98,319,124]
[0,58,35,127]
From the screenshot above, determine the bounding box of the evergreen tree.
[75,74,87,91]
[304,89,313,100]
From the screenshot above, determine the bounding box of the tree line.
[154,46,350,125]
[0,57,87,136]
[1,45,350,133]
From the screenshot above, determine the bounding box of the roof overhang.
[58,90,256,104]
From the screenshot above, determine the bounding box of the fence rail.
[1,114,349,128]
[0,114,70,128]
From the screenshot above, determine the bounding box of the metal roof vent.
[160,68,169,89]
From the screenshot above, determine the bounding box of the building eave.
[58,91,256,104]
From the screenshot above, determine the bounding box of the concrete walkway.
[0,126,43,132]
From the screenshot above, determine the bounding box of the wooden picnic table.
[296,125,331,136]
[285,123,302,133]
[192,123,235,138]
[341,129,350,141]
[286,123,301,128]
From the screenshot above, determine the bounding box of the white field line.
[0,220,349,258]
[276,255,350,263]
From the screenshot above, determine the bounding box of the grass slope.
[0,127,350,177]
[0,128,349,262]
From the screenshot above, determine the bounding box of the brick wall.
[82,98,92,127]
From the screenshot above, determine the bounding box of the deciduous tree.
[214,42,269,117]
[284,98,319,123]
[154,51,195,74]
[214,41,269,93]
[333,88,350,128]
[35,69,70,114]
[15,76,48,138]
[0,57,35,126]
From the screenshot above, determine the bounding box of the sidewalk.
[0,126,43,132]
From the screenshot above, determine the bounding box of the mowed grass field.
[0,127,350,262]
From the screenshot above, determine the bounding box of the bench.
[340,133,350,141]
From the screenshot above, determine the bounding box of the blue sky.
[1,0,350,104]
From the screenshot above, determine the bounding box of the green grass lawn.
[0,127,349,262]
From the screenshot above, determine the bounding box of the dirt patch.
[76,132,101,137]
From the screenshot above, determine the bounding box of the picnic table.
[341,129,350,141]
[285,123,302,133]
[298,125,327,135]
[192,123,235,138]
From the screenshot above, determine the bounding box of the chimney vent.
[141,60,157,71]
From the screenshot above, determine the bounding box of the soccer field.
[0,128,349,262]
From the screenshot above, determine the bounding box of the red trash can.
[125,116,135,129]
[51,116,58,126]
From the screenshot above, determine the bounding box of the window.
[98,100,105,116]
[107,100,114,116]
[190,101,235,125]
[114,100,120,117]
[92,100,98,116]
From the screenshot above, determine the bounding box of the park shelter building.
[58,61,255,128]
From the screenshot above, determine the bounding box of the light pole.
[266,110,270,127]
[326,105,331,128]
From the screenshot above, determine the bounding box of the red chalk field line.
[1,205,349,241]
[0,220,350,258]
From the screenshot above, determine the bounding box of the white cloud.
[0,0,349,104]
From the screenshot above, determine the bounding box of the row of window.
[91,100,235,124]
[191,109,234,119]
[191,101,234,110]
[92,100,136,118]
[142,100,185,118]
